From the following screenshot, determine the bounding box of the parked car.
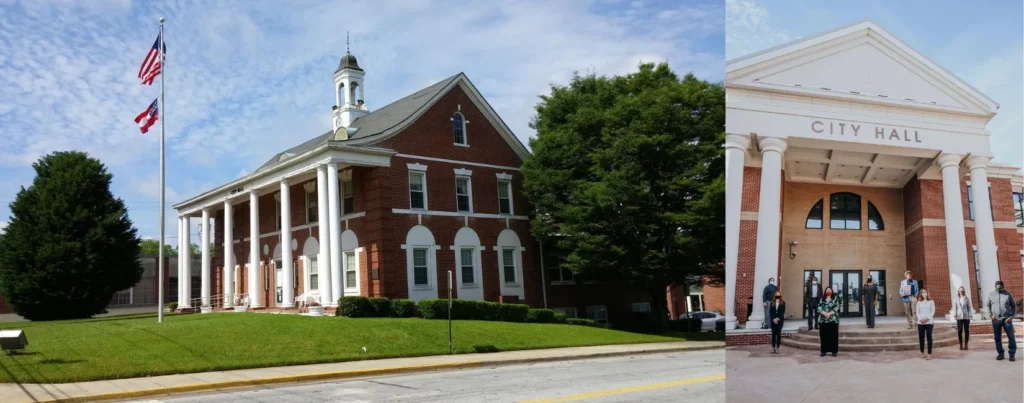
[715,317,725,332]
[681,311,723,332]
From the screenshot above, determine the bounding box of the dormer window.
[453,112,467,146]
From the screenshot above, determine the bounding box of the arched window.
[867,201,884,231]
[805,199,823,229]
[453,113,466,145]
[829,192,861,230]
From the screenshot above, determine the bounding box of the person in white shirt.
[916,289,936,360]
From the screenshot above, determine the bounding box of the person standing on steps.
[769,291,785,354]
[916,289,935,360]
[762,278,778,329]
[862,275,879,329]
[987,280,1017,362]
[954,286,972,351]
[900,271,919,329]
[806,275,822,330]
[818,286,840,357]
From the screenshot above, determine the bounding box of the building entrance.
[830,270,862,318]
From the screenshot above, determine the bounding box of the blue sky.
[0,0,724,240]
[727,0,1023,168]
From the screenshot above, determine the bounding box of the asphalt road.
[129,349,725,403]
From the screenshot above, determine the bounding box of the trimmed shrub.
[417,299,445,319]
[553,313,567,324]
[166,302,178,312]
[565,318,598,327]
[391,299,416,318]
[498,303,530,322]
[417,299,530,322]
[337,296,372,317]
[368,297,391,317]
[527,309,557,323]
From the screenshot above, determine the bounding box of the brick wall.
[703,278,726,315]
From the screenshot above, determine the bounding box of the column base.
[725,316,738,330]
[748,313,766,329]
[200,306,213,314]
[280,303,295,309]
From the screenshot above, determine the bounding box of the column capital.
[280,177,291,186]
[724,134,751,151]
[327,161,339,170]
[249,188,259,196]
[937,153,963,169]
[965,155,991,172]
[758,137,787,155]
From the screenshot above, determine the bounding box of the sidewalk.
[0,341,722,403]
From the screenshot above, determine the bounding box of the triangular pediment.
[727,20,997,117]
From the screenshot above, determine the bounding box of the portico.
[724,20,1023,331]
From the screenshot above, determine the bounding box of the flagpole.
[157,17,166,324]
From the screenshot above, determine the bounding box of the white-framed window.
[452,112,467,145]
[967,184,993,221]
[342,180,354,214]
[502,247,517,284]
[548,265,574,284]
[553,307,577,318]
[344,250,357,291]
[632,302,651,313]
[460,247,476,285]
[456,177,472,212]
[413,247,430,286]
[274,258,283,304]
[308,256,319,291]
[305,187,317,224]
[497,179,512,215]
[409,172,427,210]
[586,305,608,325]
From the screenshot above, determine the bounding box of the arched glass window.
[805,199,823,229]
[453,113,466,145]
[867,201,884,231]
[829,192,861,230]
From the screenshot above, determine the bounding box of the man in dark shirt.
[762,278,778,329]
[806,275,823,330]
[862,275,879,328]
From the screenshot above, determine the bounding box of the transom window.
[409,172,426,210]
[502,248,517,283]
[453,113,467,145]
[805,199,823,229]
[1013,192,1023,227]
[456,177,472,212]
[460,247,475,284]
[829,192,861,230]
[867,201,884,231]
[342,181,354,214]
[498,180,512,215]
[413,248,429,286]
[344,251,357,290]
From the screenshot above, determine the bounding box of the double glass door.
[830,271,862,318]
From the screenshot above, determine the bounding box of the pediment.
[727,20,997,117]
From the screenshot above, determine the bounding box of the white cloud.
[725,0,793,59]
[0,220,7,234]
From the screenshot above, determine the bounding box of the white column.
[201,208,211,308]
[724,134,750,330]
[317,165,334,306]
[967,156,1000,318]
[748,137,786,327]
[249,190,262,308]
[280,179,295,308]
[327,162,343,299]
[223,200,234,308]
[183,216,192,308]
[176,216,183,306]
[938,154,978,319]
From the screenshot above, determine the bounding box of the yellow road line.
[517,374,725,403]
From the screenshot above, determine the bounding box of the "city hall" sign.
[811,120,923,143]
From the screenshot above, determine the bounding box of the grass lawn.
[0,313,701,384]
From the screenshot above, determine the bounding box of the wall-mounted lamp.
[789,241,799,259]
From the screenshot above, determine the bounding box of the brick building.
[723,20,1023,332]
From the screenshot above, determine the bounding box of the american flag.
[134,99,159,134]
[138,33,166,85]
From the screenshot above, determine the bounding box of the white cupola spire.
[333,32,369,133]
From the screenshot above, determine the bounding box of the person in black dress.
[862,275,879,328]
[818,286,840,357]
[769,291,786,354]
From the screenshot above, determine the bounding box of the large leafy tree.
[138,239,206,256]
[523,63,725,326]
[0,151,142,320]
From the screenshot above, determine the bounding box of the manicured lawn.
[0,313,691,384]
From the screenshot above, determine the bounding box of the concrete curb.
[35,343,724,403]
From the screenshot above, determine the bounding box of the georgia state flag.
[134,99,159,134]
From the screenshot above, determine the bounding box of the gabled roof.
[726,19,999,118]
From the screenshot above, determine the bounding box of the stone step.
[780,337,960,352]
[788,333,959,345]
[799,327,956,339]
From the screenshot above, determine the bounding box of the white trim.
[342,248,361,296]
[408,171,428,210]
[452,111,469,146]
[454,168,473,176]
[455,175,473,213]
[397,154,521,171]
[407,163,428,172]
[409,246,433,289]
[392,209,527,220]
[496,172,513,180]
[497,178,514,216]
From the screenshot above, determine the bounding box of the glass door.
[830,271,862,317]
[804,270,823,319]
[868,270,886,316]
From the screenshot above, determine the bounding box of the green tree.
[523,63,725,328]
[0,151,143,320]
[140,239,176,256]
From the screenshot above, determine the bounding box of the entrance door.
[804,270,823,319]
[275,259,283,305]
[830,271,862,317]
[868,270,886,316]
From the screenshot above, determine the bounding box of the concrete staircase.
[781,324,959,352]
